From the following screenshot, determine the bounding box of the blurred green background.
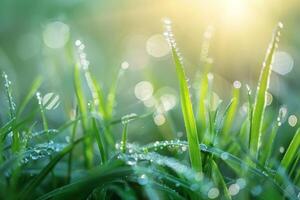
[0,0,299,145]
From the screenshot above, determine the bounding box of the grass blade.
[164,20,202,172]
[16,76,42,117]
[280,128,300,171]
[222,81,241,136]
[36,161,132,200]
[211,160,231,200]
[250,23,283,158]
[73,64,93,168]
[20,137,85,199]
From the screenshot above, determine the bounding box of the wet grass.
[0,21,299,200]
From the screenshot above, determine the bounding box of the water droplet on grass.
[126,157,137,166]
[121,113,138,125]
[279,146,285,153]
[138,174,148,185]
[221,152,229,160]
[266,92,273,106]
[233,80,241,89]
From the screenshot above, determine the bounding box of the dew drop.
[126,157,137,166]
[221,152,229,160]
[121,113,138,125]
[137,174,149,185]
[233,80,241,89]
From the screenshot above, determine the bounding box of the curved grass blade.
[250,23,283,158]
[163,20,202,172]
[92,182,138,200]
[36,161,132,200]
[141,140,297,199]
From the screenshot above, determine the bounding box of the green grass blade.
[2,72,16,119]
[73,64,93,168]
[36,92,48,131]
[2,72,21,153]
[20,137,85,200]
[197,73,209,140]
[84,69,114,148]
[91,115,107,163]
[280,128,300,171]
[259,109,283,166]
[222,81,241,136]
[121,123,128,153]
[197,26,214,141]
[67,106,79,183]
[16,76,42,118]
[250,23,283,158]
[211,160,231,200]
[0,118,16,138]
[164,20,202,172]
[107,67,126,119]
[36,161,132,200]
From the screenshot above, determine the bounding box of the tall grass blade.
[106,67,126,120]
[197,25,214,141]
[197,73,209,140]
[250,23,283,158]
[2,72,20,152]
[91,115,107,163]
[73,64,93,168]
[163,20,202,172]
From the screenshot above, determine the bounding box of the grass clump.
[0,20,299,200]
